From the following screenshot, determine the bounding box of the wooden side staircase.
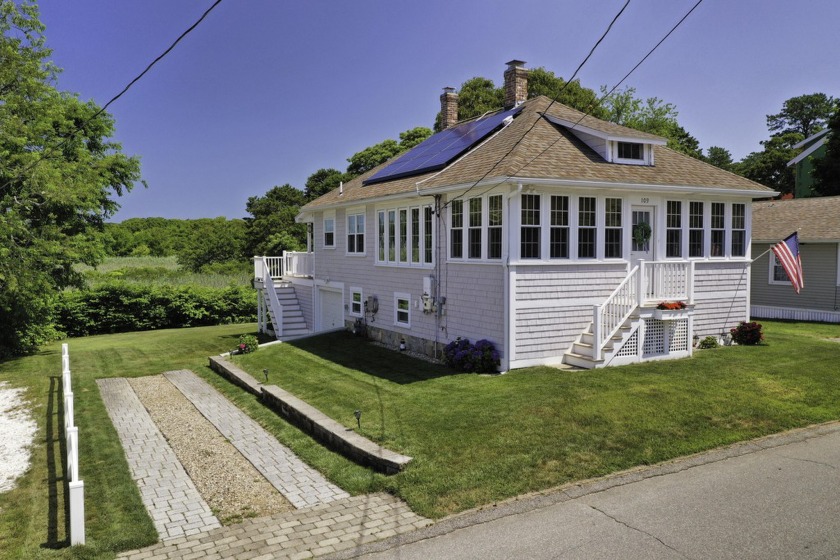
[562,260,694,369]
[564,312,641,369]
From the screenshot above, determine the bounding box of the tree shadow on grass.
[287,331,454,385]
[41,376,70,550]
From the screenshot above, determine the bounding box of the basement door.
[318,287,344,331]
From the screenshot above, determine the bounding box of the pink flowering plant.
[237,334,259,354]
[443,338,500,373]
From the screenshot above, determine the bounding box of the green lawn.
[230,320,840,518]
[1,320,839,558]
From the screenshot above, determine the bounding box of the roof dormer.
[542,113,667,166]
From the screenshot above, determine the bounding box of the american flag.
[772,232,804,294]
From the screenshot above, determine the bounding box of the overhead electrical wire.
[443,0,704,208]
[0,0,225,194]
[439,0,631,211]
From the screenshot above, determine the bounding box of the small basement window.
[617,142,644,160]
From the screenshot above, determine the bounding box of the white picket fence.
[62,343,85,546]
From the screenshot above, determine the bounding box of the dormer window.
[541,114,664,167]
[617,142,643,161]
[612,141,652,165]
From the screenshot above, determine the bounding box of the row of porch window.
[323,196,748,262]
[451,194,747,260]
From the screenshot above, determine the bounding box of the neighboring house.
[254,61,775,371]
[751,196,840,323]
[788,129,830,199]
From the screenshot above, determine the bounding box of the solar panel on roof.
[363,105,524,185]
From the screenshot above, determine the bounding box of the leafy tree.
[345,127,432,176]
[705,146,735,171]
[399,126,433,150]
[767,93,837,138]
[600,86,702,159]
[528,67,606,118]
[176,217,247,272]
[346,139,401,176]
[304,168,346,200]
[734,132,802,195]
[812,108,840,196]
[0,1,141,356]
[244,184,307,256]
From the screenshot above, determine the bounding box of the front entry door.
[630,206,654,268]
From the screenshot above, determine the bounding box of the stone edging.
[208,355,412,475]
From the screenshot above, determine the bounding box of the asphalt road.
[328,422,840,560]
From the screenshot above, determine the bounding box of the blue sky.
[37,0,840,221]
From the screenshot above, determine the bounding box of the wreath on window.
[633,222,652,246]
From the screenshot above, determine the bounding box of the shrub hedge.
[56,282,257,337]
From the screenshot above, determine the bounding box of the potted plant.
[653,300,690,320]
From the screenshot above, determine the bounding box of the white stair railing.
[263,264,284,337]
[62,343,85,546]
[592,265,640,361]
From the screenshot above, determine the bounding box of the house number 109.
[640,198,649,204]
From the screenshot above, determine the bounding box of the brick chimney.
[440,86,459,129]
[504,60,528,109]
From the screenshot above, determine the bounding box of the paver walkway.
[97,378,221,540]
[118,492,431,560]
[164,370,350,508]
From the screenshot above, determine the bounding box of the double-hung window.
[731,203,746,257]
[323,216,335,248]
[666,201,682,258]
[450,200,464,259]
[350,288,363,317]
[710,202,725,257]
[578,196,596,259]
[550,195,569,259]
[398,209,408,263]
[521,194,541,259]
[411,208,421,264]
[604,198,622,259]
[394,293,410,327]
[689,201,704,257]
[468,198,482,259]
[347,212,365,254]
[488,195,503,259]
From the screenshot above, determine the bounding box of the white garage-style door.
[318,287,344,331]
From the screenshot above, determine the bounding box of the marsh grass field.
[76,256,252,289]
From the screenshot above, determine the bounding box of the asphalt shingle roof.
[301,96,772,212]
[752,196,840,242]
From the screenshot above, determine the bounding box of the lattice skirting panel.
[643,318,689,357]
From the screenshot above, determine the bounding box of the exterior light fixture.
[263,368,269,383]
[399,338,406,351]
[354,409,362,429]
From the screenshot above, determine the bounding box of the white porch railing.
[253,252,313,280]
[62,343,85,546]
[643,260,695,303]
[593,266,640,360]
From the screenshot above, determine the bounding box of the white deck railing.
[62,343,85,546]
[643,260,694,303]
[253,252,313,280]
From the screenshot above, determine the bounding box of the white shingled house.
[254,61,775,371]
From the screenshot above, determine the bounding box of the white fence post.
[61,344,85,546]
